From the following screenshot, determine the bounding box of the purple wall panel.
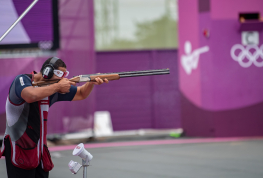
[95,50,180,131]
[179,0,263,137]
[178,0,201,107]
[153,51,181,128]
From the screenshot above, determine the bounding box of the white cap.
[73,143,93,161]
[73,143,84,156]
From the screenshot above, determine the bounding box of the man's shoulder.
[12,74,32,89]
[14,74,32,82]
[8,74,33,104]
[16,74,32,79]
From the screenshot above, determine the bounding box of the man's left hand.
[91,77,109,85]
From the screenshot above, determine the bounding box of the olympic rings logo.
[230,44,263,68]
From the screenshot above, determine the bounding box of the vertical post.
[82,158,89,178]
[83,166,88,178]
[0,0,38,42]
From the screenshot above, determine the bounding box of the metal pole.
[83,166,88,178]
[0,0,38,42]
[82,158,90,178]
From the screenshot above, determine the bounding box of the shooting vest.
[0,73,53,171]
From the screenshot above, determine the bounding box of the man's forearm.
[74,82,94,101]
[80,82,95,99]
[21,83,60,103]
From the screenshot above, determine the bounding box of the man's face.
[51,67,69,80]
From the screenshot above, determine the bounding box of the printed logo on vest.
[19,77,25,86]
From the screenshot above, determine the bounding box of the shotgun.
[32,68,170,87]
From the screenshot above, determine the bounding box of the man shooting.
[0,57,108,178]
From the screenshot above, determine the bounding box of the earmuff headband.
[49,57,59,66]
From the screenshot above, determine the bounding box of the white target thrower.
[68,143,93,177]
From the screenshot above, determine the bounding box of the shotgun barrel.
[81,68,170,78]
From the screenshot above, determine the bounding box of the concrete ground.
[0,137,263,178]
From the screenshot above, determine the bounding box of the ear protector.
[42,57,60,79]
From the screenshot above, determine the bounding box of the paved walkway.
[1,137,263,178]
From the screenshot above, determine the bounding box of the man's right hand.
[57,78,76,93]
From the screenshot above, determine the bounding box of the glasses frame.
[54,69,69,78]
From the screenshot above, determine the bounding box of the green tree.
[134,14,178,49]
[103,14,178,50]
